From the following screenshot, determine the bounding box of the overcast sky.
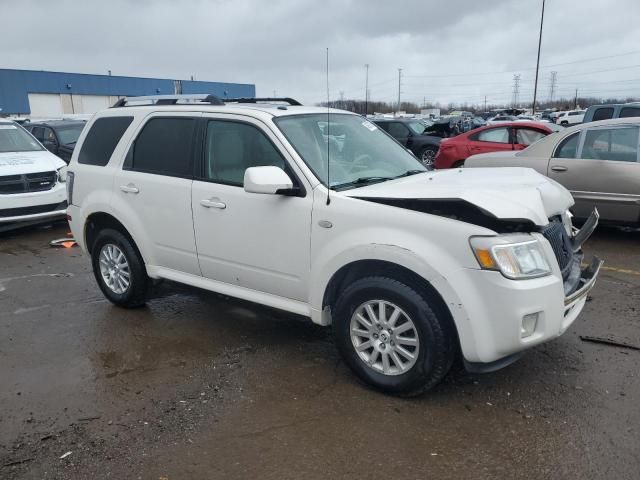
[3,0,640,107]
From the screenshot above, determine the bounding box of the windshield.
[0,123,44,153]
[56,124,85,145]
[275,114,427,190]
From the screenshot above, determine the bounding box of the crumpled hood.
[342,167,574,226]
[0,150,65,174]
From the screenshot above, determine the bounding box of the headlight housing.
[470,235,552,279]
[57,165,68,183]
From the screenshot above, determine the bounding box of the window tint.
[31,126,45,141]
[554,132,580,158]
[619,107,640,118]
[386,122,410,138]
[592,107,614,121]
[79,116,133,166]
[515,128,546,145]
[581,127,639,162]
[129,118,195,177]
[205,121,286,186]
[43,128,56,143]
[476,127,510,143]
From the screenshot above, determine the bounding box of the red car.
[434,121,553,169]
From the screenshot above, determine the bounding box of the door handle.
[551,166,568,172]
[120,183,139,194]
[200,198,226,209]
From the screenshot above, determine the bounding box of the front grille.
[0,171,57,194]
[0,201,67,218]
[542,220,573,276]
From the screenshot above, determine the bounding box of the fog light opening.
[521,312,539,338]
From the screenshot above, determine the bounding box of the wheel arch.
[84,212,146,264]
[321,259,460,348]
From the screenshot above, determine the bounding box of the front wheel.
[91,228,148,308]
[418,146,438,168]
[333,277,455,396]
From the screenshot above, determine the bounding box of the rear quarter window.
[591,108,614,121]
[78,116,133,166]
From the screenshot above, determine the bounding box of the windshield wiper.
[331,176,393,190]
[394,169,426,178]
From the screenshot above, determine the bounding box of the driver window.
[386,122,409,138]
[553,132,579,159]
[205,121,287,186]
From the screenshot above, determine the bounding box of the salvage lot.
[1,223,639,479]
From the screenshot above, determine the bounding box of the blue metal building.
[0,69,255,115]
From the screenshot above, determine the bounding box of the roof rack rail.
[223,97,302,106]
[111,94,224,108]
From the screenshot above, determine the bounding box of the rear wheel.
[91,228,148,308]
[332,276,455,396]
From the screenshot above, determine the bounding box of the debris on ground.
[579,335,640,351]
[49,238,77,248]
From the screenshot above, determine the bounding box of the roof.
[98,103,355,120]
[26,119,87,127]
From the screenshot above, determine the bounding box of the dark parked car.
[24,120,86,163]
[372,118,441,167]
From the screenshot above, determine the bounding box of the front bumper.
[0,182,67,224]
[458,210,601,366]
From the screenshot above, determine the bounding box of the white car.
[556,110,585,126]
[66,95,601,395]
[0,120,68,231]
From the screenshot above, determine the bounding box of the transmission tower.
[512,74,521,107]
[548,71,558,103]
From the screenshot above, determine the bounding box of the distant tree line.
[319,96,640,115]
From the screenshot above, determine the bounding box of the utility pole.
[484,95,487,112]
[364,63,369,117]
[512,74,521,107]
[532,0,546,115]
[574,88,578,109]
[548,71,557,103]
[397,68,403,116]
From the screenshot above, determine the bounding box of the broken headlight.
[470,235,552,280]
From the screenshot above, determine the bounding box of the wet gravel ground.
[1,221,638,479]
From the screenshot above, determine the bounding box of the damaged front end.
[542,208,602,305]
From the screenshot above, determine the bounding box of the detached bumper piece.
[565,256,602,307]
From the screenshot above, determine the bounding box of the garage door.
[28,93,64,117]
[76,95,111,113]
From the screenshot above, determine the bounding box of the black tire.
[418,145,438,168]
[332,276,455,396]
[91,228,148,308]
[452,160,465,168]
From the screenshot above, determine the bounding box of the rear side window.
[515,128,546,145]
[619,107,640,118]
[79,117,133,166]
[127,117,195,177]
[553,132,579,159]
[475,127,510,143]
[581,127,639,162]
[591,108,614,121]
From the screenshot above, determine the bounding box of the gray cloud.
[2,0,639,106]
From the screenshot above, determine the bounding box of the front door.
[191,115,312,302]
[548,125,640,222]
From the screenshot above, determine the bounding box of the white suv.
[556,110,586,126]
[0,120,68,231]
[67,95,602,395]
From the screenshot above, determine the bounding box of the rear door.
[113,113,201,275]
[467,126,513,156]
[548,125,640,222]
